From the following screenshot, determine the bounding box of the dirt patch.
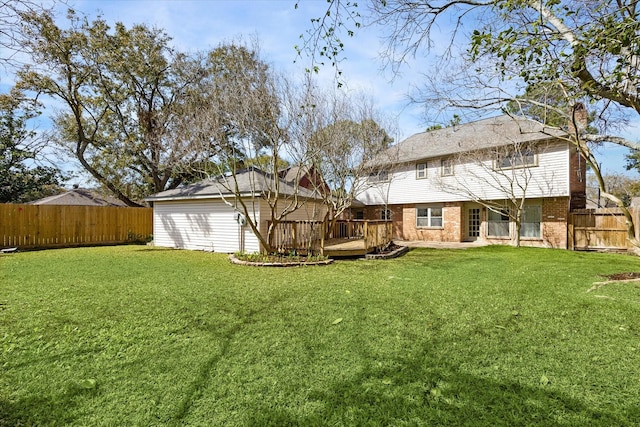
[588,271,640,292]
[601,272,640,281]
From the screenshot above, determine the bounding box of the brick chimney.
[568,102,588,210]
[570,102,588,135]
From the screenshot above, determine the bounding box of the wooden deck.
[323,238,369,257]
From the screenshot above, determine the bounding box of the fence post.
[568,212,574,250]
[363,221,369,250]
[292,222,297,252]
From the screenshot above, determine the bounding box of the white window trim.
[441,159,454,176]
[368,170,390,183]
[416,162,427,179]
[416,205,443,229]
[494,148,538,170]
[486,205,543,240]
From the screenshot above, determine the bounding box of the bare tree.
[181,43,325,254]
[588,173,640,208]
[295,81,398,251]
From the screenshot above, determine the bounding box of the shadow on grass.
[130,247,181,252]
[246,343,638,426]
[0,382,98,426]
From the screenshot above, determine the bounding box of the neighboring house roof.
[373,115,566,166]
[146,167,322,202]
[280,165,306,183]
[29,188,128,207]
[279,164,331,194]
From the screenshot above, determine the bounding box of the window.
[416,206,443,228]
[496,148,537,169]
[354,210,364,220]
[416,162,427,179]
[488,208,510,237]
[381,209,391,221]
[441,158,454,176]
[368,170,389,183]
[520,205,541,238]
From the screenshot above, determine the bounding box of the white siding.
[359,140,571,205]
[153,199,260,253]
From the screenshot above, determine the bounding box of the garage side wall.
[153,199,260,253]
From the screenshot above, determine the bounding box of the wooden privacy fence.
[1,204,153,249]
[568,208,640,251]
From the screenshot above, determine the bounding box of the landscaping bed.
[365,242,409,260]
[228,253,334,267]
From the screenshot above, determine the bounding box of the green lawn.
[1,245,640,426]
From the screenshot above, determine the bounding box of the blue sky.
[66,0,426,140]
[3,0,637,180]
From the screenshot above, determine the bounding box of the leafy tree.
[626,151,640,176]
[16,10,219,206]
[588,173,640,208]
[0,89,65,203]
[0,0,57,69]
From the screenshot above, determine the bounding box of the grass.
[1,245,640,426]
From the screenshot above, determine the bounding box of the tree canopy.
[0,90,65,203]
[16,11,279,206]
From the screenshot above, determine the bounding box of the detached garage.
[151,199,260,253]
[146,168,323,253]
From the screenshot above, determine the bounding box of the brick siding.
[366,197,570,249]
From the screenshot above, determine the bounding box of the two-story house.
[355,115,587,248]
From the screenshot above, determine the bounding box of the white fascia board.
[147,192,257,202]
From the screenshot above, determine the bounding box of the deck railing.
[268,219,392,254]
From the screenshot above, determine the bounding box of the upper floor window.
[416,162,427,179]
[441,158,454,176]
[496,148,537,169]
[368,170,389,183]
[381,208,391,221]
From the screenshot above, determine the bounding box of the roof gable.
[146,167,322,202]
[30,189,127,206]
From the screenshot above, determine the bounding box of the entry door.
[467,208,481,241]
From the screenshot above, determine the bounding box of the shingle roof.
[376,115,566,166]
[145,167,322,201]
[30,189,127,206]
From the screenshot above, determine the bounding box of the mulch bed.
[365,243,410,260]
[228,254,334,267]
